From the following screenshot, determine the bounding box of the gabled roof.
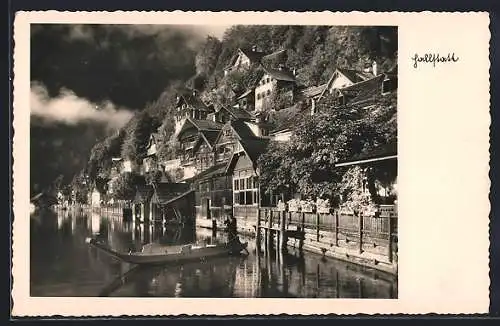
[176,91,212,112]
[262,67,296,82]
[300,83,327,98]
[184,163,228,183]
[340,74,386,107]
[236,88,254,100]
[230,119,259,140]
[318,68,375,100]
[225,137,270,174]
[337,68,373,84]
[193,129,220,152]
[212,119,259,147]
[262,49,287,61]
[238,47,268,63]
[177,117,223,140]
[191,118,224,131]
[224,105,253,121]
[200,130,220,147]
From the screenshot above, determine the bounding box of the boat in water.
[85,237,248,265]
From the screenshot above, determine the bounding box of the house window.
[233,173,259,206]
[266,90,271,96]
[257,93,261,100]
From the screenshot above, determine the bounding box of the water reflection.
[30,209,397,298]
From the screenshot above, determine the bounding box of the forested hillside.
[61,25,397,194]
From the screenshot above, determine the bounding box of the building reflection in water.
[31,210,398,298]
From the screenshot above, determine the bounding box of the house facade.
[176,117,223,179]
[174,90,214,135]
[255,66,296,111]
[225,137,269,222]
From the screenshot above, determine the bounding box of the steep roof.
[262,49,287,61]
[177,117,223,138]
[230,119,258,140]
[224,105,253,121]
[184,163,228,183]
[300,83,327,98]
[236,88,254,100]
[263,67,296,82]
[239,47,268,63]
[337,68,373,84]
[200,130,220,147]
[176,91,212,112]
[225,137,270,174]
[318,68,375,100]
[340,74,386,107]
[190,118,224,131]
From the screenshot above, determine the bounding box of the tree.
[121,111,154,162]
[109,172,139,200]
[195,36,222,76]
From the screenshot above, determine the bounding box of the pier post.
[334,211,339,247]
[256,209,261,252]
[267,210,273,250]
[387,213,393,263]
[316,213,320,241]
[358,212,364,254]
[279,211,286,252]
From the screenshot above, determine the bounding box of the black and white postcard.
[11,11,490,316]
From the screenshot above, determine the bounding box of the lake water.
[30,208,397,298]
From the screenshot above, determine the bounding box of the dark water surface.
[30,209,397,298]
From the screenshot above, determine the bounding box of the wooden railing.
[258,205,398,263]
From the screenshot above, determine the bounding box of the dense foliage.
[258,92,397,207]
[108,172,141,200]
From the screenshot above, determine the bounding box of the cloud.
[30,82,134,129]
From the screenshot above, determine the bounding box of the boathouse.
[150,183,194,225]
[132,184,154,222]
[189,163,232,228]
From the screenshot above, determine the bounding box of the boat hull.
[87,239,247,265]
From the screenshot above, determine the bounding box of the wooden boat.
[85,238,248,265]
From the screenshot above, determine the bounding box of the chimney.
[293,68,297,76]
[192,90,197,97]
[372,61,378,76]
[252,45,257,52]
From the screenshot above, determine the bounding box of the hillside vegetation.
[73,25,397,198]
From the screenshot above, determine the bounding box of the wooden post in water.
[267,210,273,250]
[358,212,364,254]
[256,208,261,251]
[334,211,339,247]
[316,213,320,241]
[279,210,286,252]
[387,213,393,263]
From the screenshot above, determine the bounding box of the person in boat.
[224,213,243,249]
